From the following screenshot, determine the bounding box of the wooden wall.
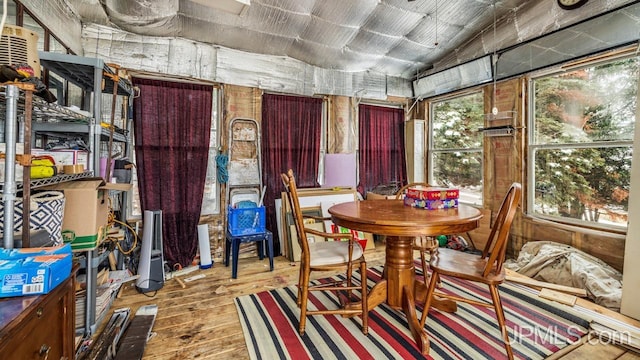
[203,81,627,273]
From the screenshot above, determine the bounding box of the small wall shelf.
[481,111,518,137]
[481,125,516,137]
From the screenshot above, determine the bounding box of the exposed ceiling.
[65,0,532,80]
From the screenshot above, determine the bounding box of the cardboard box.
[406,186,459,201]
[0,252,72,297]
[404,196,458,210]
[42,178,132,251]
[0,243,71,260]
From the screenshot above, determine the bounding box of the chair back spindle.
[481,182,521,277]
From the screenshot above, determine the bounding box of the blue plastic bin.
[228,206,266,235]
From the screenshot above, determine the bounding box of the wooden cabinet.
[0,270,76,359]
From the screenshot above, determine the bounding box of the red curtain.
[132,78,212,268]
[262,94,323,254]
[358,104,407,196]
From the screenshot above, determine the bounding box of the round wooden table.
[328,199,483,355]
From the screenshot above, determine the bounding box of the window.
[529,56,638,229]
[429,92,484,205]
[201,87,221,215]
[21,13,45,51]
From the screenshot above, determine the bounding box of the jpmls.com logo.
[512,325,632,346]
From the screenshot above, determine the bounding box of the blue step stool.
[224,230,274,279]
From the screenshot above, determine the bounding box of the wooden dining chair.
[419,182,521,360]
[394,182,440,286]
[281,169,369,335]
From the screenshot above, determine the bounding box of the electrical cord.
[105,197,139,255]
[135,279,163,298]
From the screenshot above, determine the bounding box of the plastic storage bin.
[228,206,266,236]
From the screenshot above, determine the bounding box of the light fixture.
[191,0,250,15]
[491,0,498,115]
[434,0,439,46]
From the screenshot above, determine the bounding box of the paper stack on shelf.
[75,289,86,329]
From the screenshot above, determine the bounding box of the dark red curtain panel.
[358,104,407,196]
[132,78,212,268]
[262,94,323,254]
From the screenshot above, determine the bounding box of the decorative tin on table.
[405,186,459,201]
[403,185,459,209]
[404,196,459,210]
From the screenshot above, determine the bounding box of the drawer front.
[0,282,70,359]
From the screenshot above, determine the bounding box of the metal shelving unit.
[2,52,133,337]
[35,52,133,337]
[37,51,132,172]
[28,171,94,189]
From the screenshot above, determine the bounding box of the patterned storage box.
[0,191,65,245]
[405,186,459,201]
[404,196,458,210]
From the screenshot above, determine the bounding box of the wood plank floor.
[104,240,640,359]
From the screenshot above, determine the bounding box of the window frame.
[200,85,222,216]
[427,90,485,206]
[526,53,638,231]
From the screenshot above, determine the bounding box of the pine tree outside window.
[429,91,484,206]
[529,56,638,229]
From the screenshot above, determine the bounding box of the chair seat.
[430,248,505,284]
[309,241,364,267]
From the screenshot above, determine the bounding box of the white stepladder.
[225,117,263,208]
[223,118,273,278]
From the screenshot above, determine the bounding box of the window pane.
[47,71,65,105]
[430,92,484,205]
[533,146,631,227]
[533,59,637,144]
[68,82,83,108]
[4,1,16,26]
[22,13,45,51]
[432,151,483,206]
[432,93,484,149]
[531,56,638,229]
[201,87,220,215]
[49,36,66,54]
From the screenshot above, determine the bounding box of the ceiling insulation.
[66,0,533,79]
[18,0,638,98]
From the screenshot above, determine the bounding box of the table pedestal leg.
[384,236,428,354]
[402,285,430,355]
[384,236,415,308]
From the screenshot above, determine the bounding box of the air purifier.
[136,210,165,293]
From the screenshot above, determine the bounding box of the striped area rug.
[235,265,591,360]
